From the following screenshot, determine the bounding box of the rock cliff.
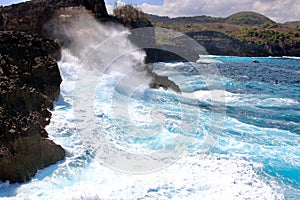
[0,31,65,183]
[0,0,112,184]
[186,31,268,57]
[186,31,300,57]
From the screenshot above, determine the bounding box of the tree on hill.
[113,3,149,27]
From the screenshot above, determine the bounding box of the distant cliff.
[149,12,300,57]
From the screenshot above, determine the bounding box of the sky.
[1,0,299,23]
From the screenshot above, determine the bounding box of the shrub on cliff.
[113,3,149,27]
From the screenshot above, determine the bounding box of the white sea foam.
[0,153,284,200]
[0,46,288,200]
[164,62,186,67]
[196,58,223,64]
[179,88,300,109]
[282,56,300,60]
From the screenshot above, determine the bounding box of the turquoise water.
[0,53,299,199]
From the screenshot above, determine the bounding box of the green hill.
[225,11,275,25]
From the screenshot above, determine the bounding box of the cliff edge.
[0,31,65,183]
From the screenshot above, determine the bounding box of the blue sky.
[1,0,299,22]
[0,0,28,5]
[0,0,162,6]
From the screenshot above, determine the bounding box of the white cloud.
[106,4,114,15]
[106,0,127,15]
[140,0,300,22]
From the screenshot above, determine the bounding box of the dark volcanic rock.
[81,0,108,18]
[0,31,65,183]
[144,66,181,93]
[0,0,111,184]
[0,0,109,34]
[262,41,300,57]
[149,72,181,93]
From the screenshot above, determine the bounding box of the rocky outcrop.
[262,41,300,56]
[0,31,65,183]
[0,0,109,35]
[149,72,181,93]
[143,66,181,93]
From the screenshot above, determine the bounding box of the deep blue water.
[0,54,299,199]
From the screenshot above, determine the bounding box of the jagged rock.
[145,66,181,93]
[0,31,62,100]
[0,31,65,183]
[150,74,181,93]
[81,0,108,18]
[0,132,65,183]
[0,0,109,35]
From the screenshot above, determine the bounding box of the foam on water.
[0,154,285,200]
[1,50,294,200]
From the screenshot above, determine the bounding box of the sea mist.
[45,7,153,94]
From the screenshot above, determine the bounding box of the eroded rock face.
[0,31,65,183]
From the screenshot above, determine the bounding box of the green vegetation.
[113,3,149,27]
[225,11,275,25]
[149,12,300,45]
[242,26,290,44]
[149,14,223,24]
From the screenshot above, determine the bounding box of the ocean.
[0,52,299,199]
